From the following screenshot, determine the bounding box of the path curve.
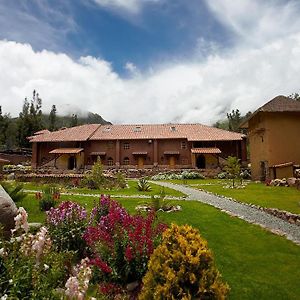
[151,181,300,245]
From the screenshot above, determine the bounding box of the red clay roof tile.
[30,123,244,142]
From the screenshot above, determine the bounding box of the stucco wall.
[248,112,300,180]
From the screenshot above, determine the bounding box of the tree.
[288,93,300,101]
[17,90,44,148]
[224,156,241,187]
[49,105,57,131]
[70,114,78,127]
[227,109,242,132]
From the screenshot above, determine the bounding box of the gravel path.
[151,181,300,245]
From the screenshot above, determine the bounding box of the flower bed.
[0,196,228,299]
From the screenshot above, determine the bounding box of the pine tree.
[49,105,57,131]
[71,114,78,127]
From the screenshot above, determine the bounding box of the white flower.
[1,294,8,300]
[44,264,49,270]
[9,279,13,284]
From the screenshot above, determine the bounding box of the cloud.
[0,1,77,52]
[205,0,300,46]
[92,0,160,14]
[0,32,300,125]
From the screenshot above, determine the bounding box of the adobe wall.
[248,112,300,180]
[266,112,300,166]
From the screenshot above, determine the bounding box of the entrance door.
[68,156,76,170]
[196,155,206,169]
[138,156,144,169]
[169,156,176,169]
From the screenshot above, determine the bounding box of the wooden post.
[153,139,158,166]
[116,140,120,168]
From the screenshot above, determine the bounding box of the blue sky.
[0,0,233,74]
[0,0,300,124]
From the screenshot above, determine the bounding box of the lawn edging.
[197,187,300,226]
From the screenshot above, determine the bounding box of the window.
[123,142,130,150]
[107,157,114,166]
[181,141,187,149]
[170,126,176,132]
[123,157,129,165]
[133,126,141,132]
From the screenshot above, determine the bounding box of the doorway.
[137,156,144,169]
[169,156,176,169]
[68,156,76,170]
[196,155,206,169]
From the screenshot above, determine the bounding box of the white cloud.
[0,0,300,125]
[92,0,160,14]
[205,0,300,46]
[1,32,300,125]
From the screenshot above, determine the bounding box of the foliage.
[37,185,60,211]
[136,178,152,192]
[49,104,57,131]
[139,224,229,300]
[288,92,300,101]
[17,90,43,148]
[82,162,107,189]
[181,171,205,179]
[0,221,73,299]
[84,196,167,286]
[116,172,127,189]
[0,181,27,203]
[151,171,205,181]
[217,172,228,179]
[46,201,87,257]
[2,164,32,172]
[224,156,241,187]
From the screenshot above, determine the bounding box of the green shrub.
[151,171,205,181]
[182,171,205,179]
[224,156,241,187]
[136,178,152,192]
[38,185,59,211]
[139,224,229,300]
[217,172,228,179]
[82,162,107,189]
[116,172,127,189]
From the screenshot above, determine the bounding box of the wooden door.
[138,156,144,169]
[169,156,175,169]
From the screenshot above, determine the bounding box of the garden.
[1,162,300,299]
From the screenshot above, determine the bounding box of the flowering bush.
[65,257,92,300]
[84,196,167,287]
[139,224,229,300]
[46,201,87,257]
[0,212,73,299]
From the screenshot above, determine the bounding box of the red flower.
[90,257,112,273]
[125,246,133,262]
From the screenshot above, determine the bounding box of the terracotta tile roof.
[49,148,84,154]
[241,95,300,128]
[191,148,221,154]
[34,129,51,135]
[30,124,101,142]
[30,123,244,143]
[90,152,106,156]
[164,151,180,155]
[132,151,148,155]
[90,124,245,141]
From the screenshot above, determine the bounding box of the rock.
[126,281,139,292]
[287,177,297,187]
[0,185,18,237]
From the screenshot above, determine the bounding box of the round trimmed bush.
[139,224,229,300]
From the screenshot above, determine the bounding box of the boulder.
[0,185,18,236]
[287,177,297,187]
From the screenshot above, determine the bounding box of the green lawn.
[168,179,300,214]
[18,194,300,299]
[21,180,185,198]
